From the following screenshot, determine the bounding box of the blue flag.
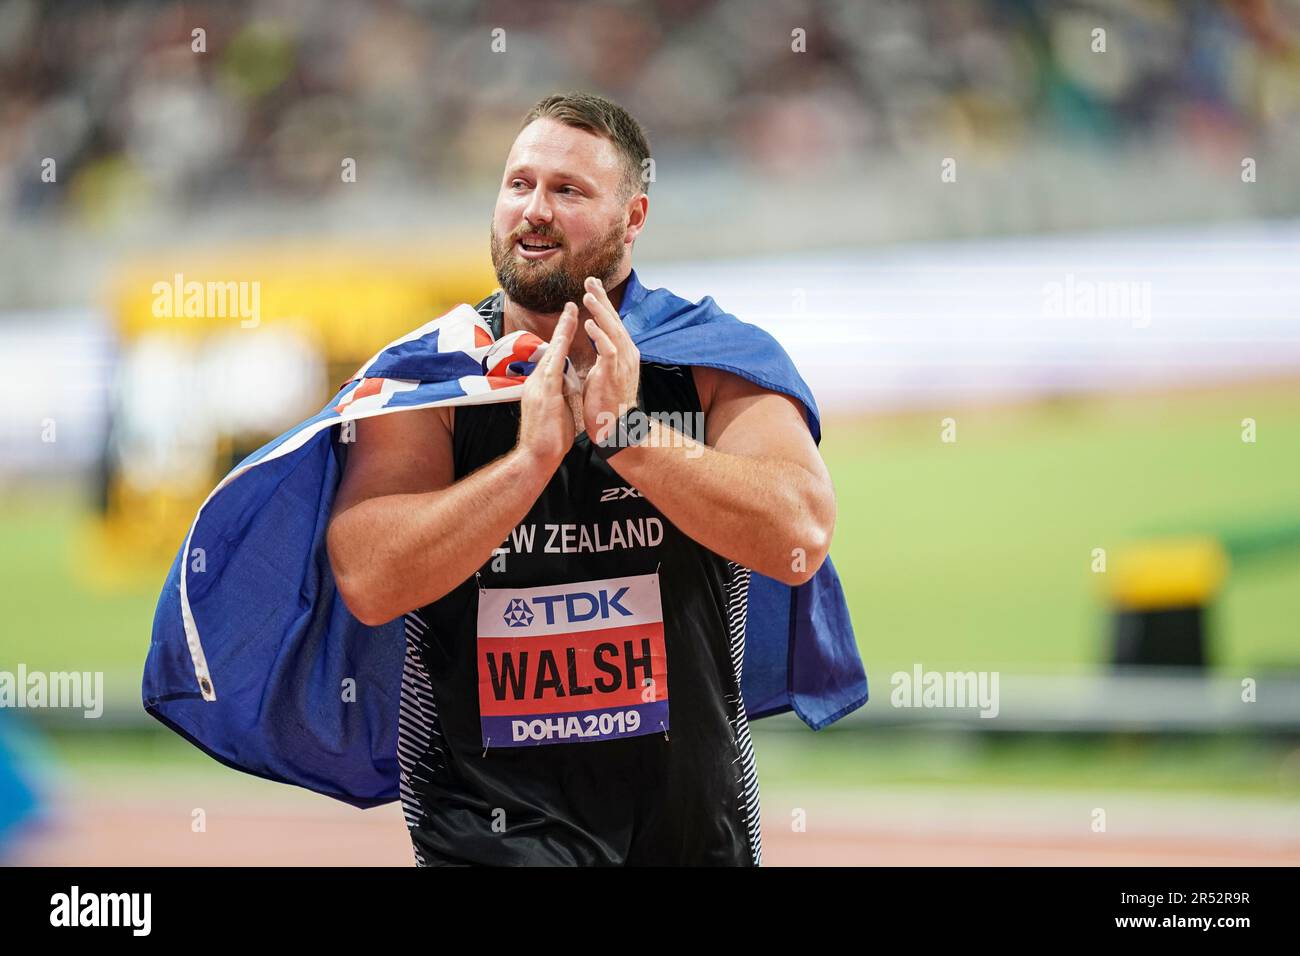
[143,269,868,808]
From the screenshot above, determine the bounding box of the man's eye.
[559,186,580,195]
[510,180,528,190]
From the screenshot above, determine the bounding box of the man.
[325,93,837,866]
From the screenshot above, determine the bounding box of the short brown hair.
[521,92,651,199]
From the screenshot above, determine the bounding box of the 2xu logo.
[600,485,642,502]
[502,588,633,628]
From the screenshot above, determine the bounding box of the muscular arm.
[327,305,580,626]
[326,410,552,626]
[603,366,837,586]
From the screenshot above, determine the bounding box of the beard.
[490,216,626,314]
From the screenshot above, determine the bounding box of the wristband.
[593,406,650,461]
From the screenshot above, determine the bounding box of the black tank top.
[397,292,761,866]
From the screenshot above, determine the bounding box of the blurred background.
[2,0,1299,865]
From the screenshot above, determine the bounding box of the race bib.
[476,572,669,748]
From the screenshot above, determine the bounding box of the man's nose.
[522,186,553,226]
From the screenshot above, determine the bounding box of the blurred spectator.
[1,0,1297,223]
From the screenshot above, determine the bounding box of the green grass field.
[822,382,1300,674]
[3,380,1299,677]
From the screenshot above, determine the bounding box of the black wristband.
[593,406,650,461]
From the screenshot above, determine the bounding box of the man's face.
[491,117,636,314]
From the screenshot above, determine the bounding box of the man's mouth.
[516,234,562,259]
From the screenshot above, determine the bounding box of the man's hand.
[580,275,641,443]
[517,302,578,467]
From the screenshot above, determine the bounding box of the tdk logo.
[502,598,534,628]
[507,587,633,627]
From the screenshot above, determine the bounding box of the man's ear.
[625,193,649,244]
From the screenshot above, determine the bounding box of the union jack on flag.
[332,304,581,419]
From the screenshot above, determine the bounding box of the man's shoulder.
[687,365,761,416]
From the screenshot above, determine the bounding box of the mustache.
[509,225,565,244]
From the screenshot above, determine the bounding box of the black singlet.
[397,291,761,866]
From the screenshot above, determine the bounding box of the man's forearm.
[328,447,553,625]
[605,420,834,584]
